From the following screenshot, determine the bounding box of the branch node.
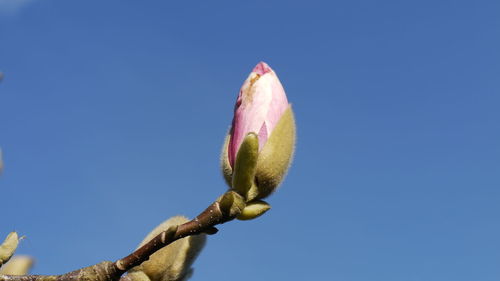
[115,260,126,271]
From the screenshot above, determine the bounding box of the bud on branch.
[0,62,297,281]
[222,62,296,203]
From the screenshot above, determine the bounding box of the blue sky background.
[1,1,499,280]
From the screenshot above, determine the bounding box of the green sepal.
[220,133,233,188]
[231,133,259,199]
[236,200,271,221]
[254,106,296,199]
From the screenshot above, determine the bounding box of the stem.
[0,194,240,281]
[114,201,227,273]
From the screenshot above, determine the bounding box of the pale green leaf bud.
[217,191,246,219]
[130,216,206,281]
[236,200,271,221]
[0,255,34,275]
[0,232,19,266]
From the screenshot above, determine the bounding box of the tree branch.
[0,191,244,281]
[114,201,227,273]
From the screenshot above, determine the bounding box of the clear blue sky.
[1,1,499,280]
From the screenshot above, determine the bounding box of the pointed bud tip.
[252,62,272,75]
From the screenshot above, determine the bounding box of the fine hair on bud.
[253,106,296,200]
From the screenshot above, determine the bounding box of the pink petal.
[228,62,289,168]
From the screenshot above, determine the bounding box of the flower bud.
[221,62,296,201]
[0,256,34,275]
[129,216,206,281]
[0,232,19,266]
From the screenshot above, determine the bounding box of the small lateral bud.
[217,191,246,219]
[236,200,271,221]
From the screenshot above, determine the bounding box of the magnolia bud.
[129,216,206,281]
[221,62,296,201]
[0,256,34,275]
[0,232,19,266]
